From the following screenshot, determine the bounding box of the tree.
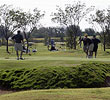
[89,8,110,51]
[0,4,22,53]
[66,25,82,49]
[105,9,110,48]
[0,26,4,38]
[51,1,94,49]
[18,8,45,53]
[85,28,96,36]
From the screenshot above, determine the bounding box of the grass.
[1,54,110,70]
[0,88,110,100]
[0,59,79,69]
[0,43,110,70]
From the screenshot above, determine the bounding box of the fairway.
[0,43,110,69]
[0,55,110,70]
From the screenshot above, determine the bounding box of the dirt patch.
[0,90,14,95]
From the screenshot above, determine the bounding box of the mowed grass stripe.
[0,56,110,62]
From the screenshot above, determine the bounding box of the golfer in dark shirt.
[12,30,24,60]
[92,35,100,58]
[81,34,91,58]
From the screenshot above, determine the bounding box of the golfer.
[12,30,24,60]
[81,34,90,58]
[81,34,94,58]
[92,35,100,58]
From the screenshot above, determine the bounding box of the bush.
[0,62,110,90]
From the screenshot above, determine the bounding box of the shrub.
[0,62,110,90]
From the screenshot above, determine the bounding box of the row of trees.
[0,1,110,53]
[31,27,95,38]
[31,27,65,38]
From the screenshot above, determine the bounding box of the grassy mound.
[0,62,110,90]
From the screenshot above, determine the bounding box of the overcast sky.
[0,0,110,30]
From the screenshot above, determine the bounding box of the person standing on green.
[92,35,101,58]
[81,34,90,58]
[12,30,24,60]
[81,34,94,58]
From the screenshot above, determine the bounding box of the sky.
[0,0,110,31]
